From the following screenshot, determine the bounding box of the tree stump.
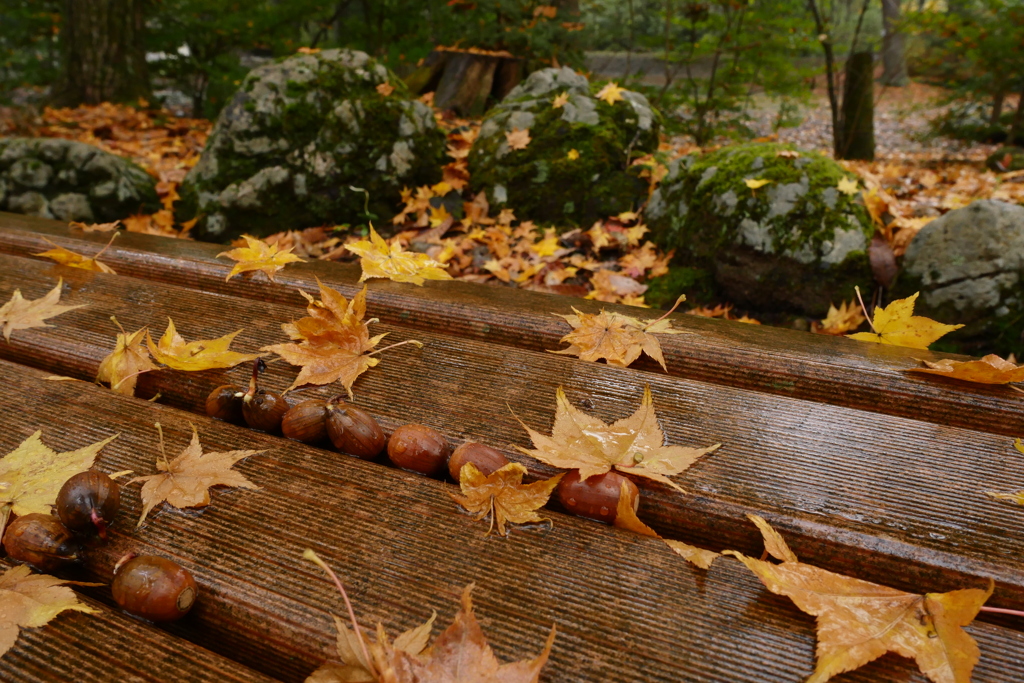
[404,48,525,117]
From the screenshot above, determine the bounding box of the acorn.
[241,358,288,433]
[325,397,386,460]
[281,399,329,444]
[3,513,78,572]
[205,384,245,423]
[556,470,640,525]
[56,470,121,539]
[387,424,451,476]
[448,442,509,481]
[112,554,197,622]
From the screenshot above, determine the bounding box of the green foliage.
[0,1,61,101]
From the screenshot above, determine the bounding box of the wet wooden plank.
[0,357,1022,683]
[0,578,279,683]
[1,212,1020,439]
[1,255,1023,616]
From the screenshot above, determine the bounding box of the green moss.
[644,266,712,309]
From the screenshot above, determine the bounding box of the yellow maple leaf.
[97,316,159,396]
[552,91,570,108]
[837,176,860,196]
[217,234,306,282]
[532,229,561,257]
[567,148,580,160]
[816,300,866,335]
[513,386,720,491]
[0,431,118,535]
[69,220,120,233]
[727,516,992,683]
[505,128,532,151]
[0,565,100,657]
[33,233,117,274]
[596,82,626,105]
[0,278,85,343]
[345,225,453,286]
[451,462,563,536]
[744,178,772,190]
[146,317,258,372]
[847,291,963,349]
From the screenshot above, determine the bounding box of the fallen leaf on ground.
[744,178,772,190]
[505,128,532,151]
[451,462,563,536]
[552,91,569,108]
[146,318,258,372]
[217,234,306,282]
[33,233,117,274]
[128,423,263,526]
[0,431,117,535]
[96,317,158,396]
[69,220,120,233]
[567,148,579,160]
[0,565,99,657]
[663,539,721,570]
[609,482,719,567]
[0,278,85,342]
[550,295,686,370]
[814,300,865,336]
[726,516,992,683]
[837,176,860,196]
[907,354,1024,385]
[847,292,963,350]
[262,280,421,396]
[513,386,720,491]
[777,150,800,159]
[986,439,1024,505]
[596,82,625,105]
[345,225,452,286]
[376,82,394,97]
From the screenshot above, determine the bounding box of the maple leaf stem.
[647,294,687,327]
[980,605,1024,618]
[93,230,119,259]
[486,495,496,537]
[303,549,374,673]
[154,422,178,484]
[367,339,424,357]
[110,315,126,336]
[854,286,877,334]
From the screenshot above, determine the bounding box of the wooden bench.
[1,211,1024,682]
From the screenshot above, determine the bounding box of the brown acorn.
[205,384,245,423]
[241,359,288,433]
[56,470,121,539]
[3,514,78,572]
[325,398,386,460]
[448,442,509,481]
[387,424,451,476]
[112,554,197,622]
[556,469,639,525]
[281,399,329,444]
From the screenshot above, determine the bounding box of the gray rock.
[0,138,158,222]
[178,49,445,241]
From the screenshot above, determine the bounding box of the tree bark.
[1010,83,1024,146]
[56,0,150,106]
[839,51,875,160]
[881,0,908,86]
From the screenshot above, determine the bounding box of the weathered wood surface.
[0,571,278,683]
[2,358,1024,683]
[3,253,1024,619]
[1,212,1020,439]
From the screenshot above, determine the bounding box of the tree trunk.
[880,0,908,86]
[839,51,875,160]
[991,88,1006,127]
[1010,83,1024,146]
[56,0,150,106]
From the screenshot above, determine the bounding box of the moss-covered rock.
[986,146,1024,172]
[178,49,446,242]
[467,67,659,227]
[646,142,872,316]
[0,137,158,222]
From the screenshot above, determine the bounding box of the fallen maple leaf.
[376,82,394,97]
[146,317,258,372]
[69,220,120,233]
[0,278,85,343]
[217,234,306,282]
[837,176,860,196]
[0,565,99,657]
[727,515,993,683]
[128,423,263,527]
[551,295,687,371]
[505,128,532,151]
[96,316,158,397]
[986,439,1024,505]
[777,150,800,159]
[513,386,720,492]
[262,280,421,396]
[596,82,625,105]
[744,178,772,190]
[345,225,452,286]
[552,91,569,108]
[847,291,963,350]
[0,431,118,535]
[451,462,563,536]
[33,233,117,274]
[609,482,720,568]
[815,300,865,336]
[567,148,580,160]
[907,354,1024,385]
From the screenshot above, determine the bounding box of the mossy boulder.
[986,146,1024,172]
[467,67,659,227]
[646,142,873,316]
[0,137,158,222]
[178,49,446,241]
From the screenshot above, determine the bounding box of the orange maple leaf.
[505,128,532,151]
[376,82,394,96]
[907,354,1024,385]
[815,300,866,335]
[69,220,120,233]
[451,462,563,536]
[217,234,306,282]
[0,278,85,343]
[96,317,158,397]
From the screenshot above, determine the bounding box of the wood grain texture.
[1,254,1022,617]
[0,358,1023,683]
[1,213,1021,438]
